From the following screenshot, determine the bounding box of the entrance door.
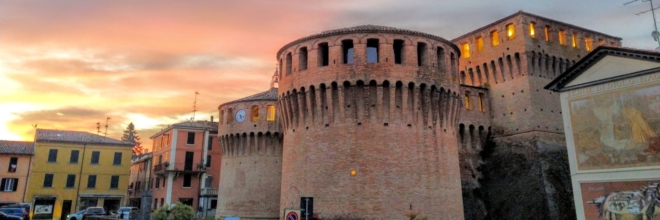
[184,152,194,170]
[61,200,72,218]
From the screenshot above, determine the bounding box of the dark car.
[0,204,29,218]
[0,208,27,220]
[0,211,22,220]
[82,207,106,220]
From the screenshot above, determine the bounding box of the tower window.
[251,105,259,122]
[417,42,428,66]
[544,26,550,41]
[393,40,404,64]
[598,38,605,46]
[478,93,485,112]
[476,37,484,52]
[318,43,329,67]
[299,47,308,70]
[464,91,472,110]
[529,23,535,38]
[366,39,379,63]
[342,40,354,64]
[436,47,445,70]
[571,33,578,48]
[506,23,515,40]
[461,43,470,58]
[558,30,566,45]
[491,30,499,46]
[585,37,593,51]
[226,108,234,124]
[267,105,276,121]
[286,52,292,75]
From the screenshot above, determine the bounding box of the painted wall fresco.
[570,83,660,171]
[581,180,660,220]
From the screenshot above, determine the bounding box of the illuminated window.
[506,24,515,40]
[558,30,566,45]
[544,26,550,41]
[490,30,499,46]
[461,43,470,58]
[267,105,276,121]
[478,93,485,112]
[585,37,593,51]
[464,91,472,110]
[251,105,259,122]
[476,37,484,52]
[571,33,578,48]
[529,23,535,38]
[598,38,605,46]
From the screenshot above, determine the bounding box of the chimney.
[211,116,214,122]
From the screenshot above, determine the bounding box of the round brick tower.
[276,25,464,219]
[216,73,282,220]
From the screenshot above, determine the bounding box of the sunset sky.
[1,0,659,150]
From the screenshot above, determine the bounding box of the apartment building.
[0,140,34,206]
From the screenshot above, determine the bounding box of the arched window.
[299,47,308,70]
[267,105,276,121]
[417,42,428,66]
[251,105,259,122]
[318,43,329,66]
[529,22,535,38]
[393,39,404,64]
[506,23,515,40]
[491,30,499,46]
[461,43,470,58]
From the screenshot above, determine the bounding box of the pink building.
[149,120,220,218]
[0,140,33,205]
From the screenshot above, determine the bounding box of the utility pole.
[625,0,660,47]
[192,91,199,121]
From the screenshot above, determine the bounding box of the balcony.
[200,188,218,197]
[153,162,206,178]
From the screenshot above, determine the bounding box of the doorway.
[61,200,72,218]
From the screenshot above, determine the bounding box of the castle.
[214,11,622,220]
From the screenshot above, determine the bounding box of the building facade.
[0,140,33,206]
[25,129,133,220]
[128,152,152,219]
[148,120,219,217]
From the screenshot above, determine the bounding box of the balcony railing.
[200,188,218,197]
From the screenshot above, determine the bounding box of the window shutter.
[0,179,6,191]
[12,179,18,191]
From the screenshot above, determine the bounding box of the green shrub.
[152,202,195,220]
[152,205,169,220]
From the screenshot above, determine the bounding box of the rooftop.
[0,140,34,155]
[36,129,134,146]
[219,87,278,108]
[150,120,219,139]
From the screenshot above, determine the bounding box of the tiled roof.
[277,25,460,59]
[36,129,134,146]
[150,120,219,139]
[0,140,34,155]
[220,88,278,107]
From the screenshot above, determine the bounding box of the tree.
[121,122,143,155]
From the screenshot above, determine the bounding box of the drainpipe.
[74,144,87,211]
[22,143,34,202]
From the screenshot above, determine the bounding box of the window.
[210,199,218,209]
[286,52,292,75]
[544,26,550,41]
[476,37,484,52]
[226,108,234,124]
[342,40,354,64]
[219,110,224,124]
[206,155,211,168]
[436,47,445,70]
[558,30,566,45]
[464,91,472,110]
[160,198,164,208]
[110,175,119,189]
[1,178,18,192]
[43,174,54,188]
[366,39,379,63]
[87,175,97,188]
[8,157,17,173]
[183,174,192,187]
[48,149,58,162]
[585,37,593,51]
[529,23,535,38]
[461,43,470,58]
[113,152,122,165]
[208,136,213,150]
[155,177,160,188]
[70,150,79,163]
[417,42,428,66]
[299,47,308,71]
[491,30,499,46]
[571,33,578,48]
[91,151,100,164]
[66,174,75,188]
[187,132,195,145]
[598,38,605,46]
[251,105,259,122]
[478,93,485,112]
[393,39,404,64]
[267,105,276,121]
[506,24,515,40]
[318,43,329,66]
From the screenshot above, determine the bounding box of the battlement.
[219,132,282,158]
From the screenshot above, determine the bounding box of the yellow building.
[25,129,133,220]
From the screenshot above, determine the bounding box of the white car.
[65,210,84,220]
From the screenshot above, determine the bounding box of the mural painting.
[582,180,660,220]
[570,83,660,171]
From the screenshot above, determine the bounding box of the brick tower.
[276,25,464,219]
[215,72,283,220]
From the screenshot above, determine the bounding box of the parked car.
[82,207,106,220]
[0,211,22,220]
[66,210,84,220]
[116,207,138,219]
[0,208,27,220]
[0,204,29,218]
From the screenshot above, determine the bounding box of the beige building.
[0,140,33,205]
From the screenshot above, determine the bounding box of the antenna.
[104,117,111,136]
[96,122,101,134]
[626,0,660,46]
[192,91,199,121]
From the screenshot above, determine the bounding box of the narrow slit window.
[585,37,593,51]
[342,40,354,64]
[318,43,329,67]
[571,33,578,48]
[478,93,485,112]
[267,105,276,121]
[461,43,470,58]
[417,42,427,66]
[393,40,404,64]
[476,37,484,52]
[544,26,550,41]
[558,30,566,45]
[251,105,259,122]
[491,30,500,46]
[366,39,379,63]
[299,47,308,70]
[506,24,515,40]
[529,23,535,38]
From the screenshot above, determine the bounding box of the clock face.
[235,109,246,123]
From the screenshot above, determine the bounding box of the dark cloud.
[14,107,108,122]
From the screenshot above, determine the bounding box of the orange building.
[0,140,33,205]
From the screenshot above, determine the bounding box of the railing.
[153,164,163,172]
[200,188,218,196]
